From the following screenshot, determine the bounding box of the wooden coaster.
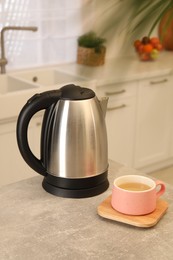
[97,195,168,228]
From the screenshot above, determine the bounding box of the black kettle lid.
[60,84,95,100]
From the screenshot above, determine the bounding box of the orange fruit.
[143,44,153,53]
[134,40,141,50]
[137,44,144,53]
[155,43,163,51]
[150,37,160,45]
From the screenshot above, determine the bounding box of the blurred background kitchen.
[0,0,173,186]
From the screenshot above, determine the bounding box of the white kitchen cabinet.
[56,55,173,172]
[134,75,173,169]
[0,114,42,186]
[97,81,137,166]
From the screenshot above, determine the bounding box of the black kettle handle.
[16,90,61,176]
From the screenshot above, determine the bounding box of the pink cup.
[111,175,166,215]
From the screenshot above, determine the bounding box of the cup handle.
[155,180,166,199]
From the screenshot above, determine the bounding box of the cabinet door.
[134,76,172,168]
[106,96,136,167]
[0,116,42,186]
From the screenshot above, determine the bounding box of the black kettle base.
[42,172,109,198]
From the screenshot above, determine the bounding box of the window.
[0,0,86,69]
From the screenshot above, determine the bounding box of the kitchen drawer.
[107,95,135,111]
[139,75,170,88]
[96,81,137,100]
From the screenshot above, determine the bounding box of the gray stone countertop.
[0,160,173,260]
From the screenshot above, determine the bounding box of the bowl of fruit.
[134,36,163,61]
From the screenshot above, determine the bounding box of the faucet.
[0,26,38,74]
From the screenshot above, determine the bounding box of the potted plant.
[94,0,173,51]
[77,31,106,66]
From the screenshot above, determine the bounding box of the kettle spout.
[99,97,109,118]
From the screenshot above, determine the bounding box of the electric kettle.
[16,84,109,198]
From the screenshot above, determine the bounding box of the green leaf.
[78,31,106,51]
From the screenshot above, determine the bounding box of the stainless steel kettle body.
[17,84,109,198]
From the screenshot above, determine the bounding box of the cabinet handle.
[107,104,126,111]
[105,89,126,96]
[150,79,168,85]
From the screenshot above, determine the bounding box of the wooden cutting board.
[97,195,168,228]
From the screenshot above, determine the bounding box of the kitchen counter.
[1,51,172,121]
[0,160,173,260]
[57,52,173,85]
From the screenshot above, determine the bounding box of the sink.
[0,67,92,120]
[12,69,88,87]
[0,75,37,94]
[0,75,39,120]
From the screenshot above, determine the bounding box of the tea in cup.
[111,175,166,215]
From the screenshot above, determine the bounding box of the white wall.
[91,0,125,58]
[0,0,159,70]
[0,0,89,70]
[0,0,134,70]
